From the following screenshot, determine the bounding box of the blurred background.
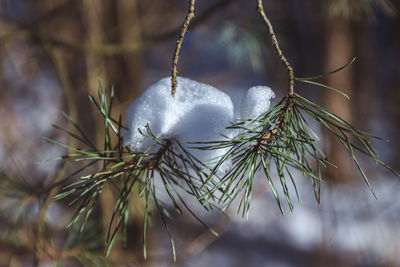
[0,0,400,266]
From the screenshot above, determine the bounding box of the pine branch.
[44,2,400,261]
[48,84,218,261]
[197,90,398,217]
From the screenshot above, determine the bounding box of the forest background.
[0,0,400,266]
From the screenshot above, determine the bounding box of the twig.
[255,97,295,153]
[80,161,139,180]
[148,0,233,42]
[80,139,171,181]
[257,0,295,96]
[171,0,196,97]
[0,30,147,55]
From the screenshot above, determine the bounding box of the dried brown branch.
[171,0,196,97]
[0,30,147,55]
[257,0,295,96]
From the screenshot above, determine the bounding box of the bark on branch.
[257,0,295,95]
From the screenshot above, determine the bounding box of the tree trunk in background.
[81,0,145,262]
[390,16,400,171]
[323,17,354,182]
[115,0,147,261]
[116,0,145,112]
[82,0,108,97]
[353,23,374,128]
[82,1,134,262]
[81,0,114,259]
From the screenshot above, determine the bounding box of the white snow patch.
[240,86,275,119]
[123,77,235,167]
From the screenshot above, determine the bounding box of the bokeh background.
[0,0,400,266]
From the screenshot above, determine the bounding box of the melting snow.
[240,86,275,120]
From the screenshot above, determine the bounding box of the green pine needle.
[196,92,398,217]
[48,84,218,261]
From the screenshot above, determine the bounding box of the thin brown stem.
[171,0,196,97]
[255,97,294,153]
[0,30,147,55]
[80,162,138,179]
[257,0,295,96]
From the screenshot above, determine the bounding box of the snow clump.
[123,77,275,170]
[123,77,235,166]
[240,86,275,120]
